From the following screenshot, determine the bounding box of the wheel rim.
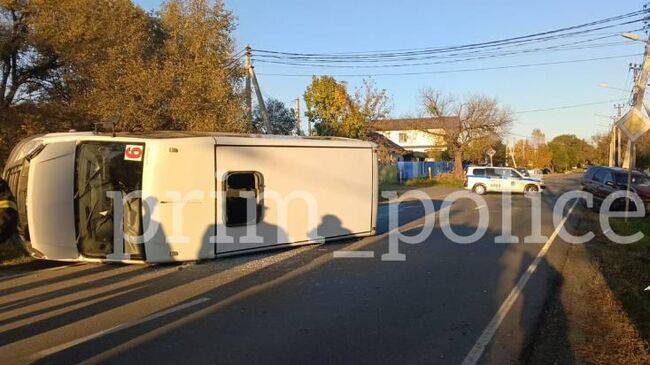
[527,186,538,192]
[476,185,485,194]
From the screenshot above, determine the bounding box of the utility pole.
[614,103,625,116]
[617,125,622,166]
[623,44,650,169]
[622,31,650,217]
[294,98,302,135]
[614,104,624,166]
[244,45,272,133]
[245,45,252,126]
[609,120,617,167]
[249,68,271,132]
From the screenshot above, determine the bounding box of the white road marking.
[333,251,375,258]
[460,199,578,365]
[31,297,210,359]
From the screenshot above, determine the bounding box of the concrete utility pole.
[244,45,272,133]
[245,45,252,126]
[621,31,650,217]
[294,98,302,135]
[249,69,272,133]
[613,104,624,166]
[617,125,622,166]
[623,42,650,169]
[609,121,617,167]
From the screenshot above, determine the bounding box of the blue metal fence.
[396,161,455,181]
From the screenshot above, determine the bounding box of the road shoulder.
[526,233,650,364]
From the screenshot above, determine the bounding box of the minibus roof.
[30,131,375,148]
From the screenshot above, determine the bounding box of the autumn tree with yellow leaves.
[0,0,246,164]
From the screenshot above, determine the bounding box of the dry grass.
[588,219,650,350]
[569,251,650,365]
[563,215,650,364]
[403,173,464,188]
[529,210,650,365]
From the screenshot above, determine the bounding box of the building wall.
[377,129,446,153]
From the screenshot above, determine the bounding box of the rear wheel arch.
[524,184,539,192]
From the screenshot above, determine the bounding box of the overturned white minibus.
[3,132,378,263]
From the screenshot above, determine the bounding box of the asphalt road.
[0,174,583,365]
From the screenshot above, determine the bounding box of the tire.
[592,199,601,213]
[525,185,539,193]
[473,184,487,195]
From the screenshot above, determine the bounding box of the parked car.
[581,166,650,212]
[464,166,545,195]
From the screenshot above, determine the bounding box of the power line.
[254,33,638,64]
[253,24,644,65]
[513,98,628,115]
[256,53,642,77]
[252,40,636,69]
[251,10,647,60]
[224,49,246,69]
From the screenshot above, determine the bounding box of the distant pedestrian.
[0,177,18,244]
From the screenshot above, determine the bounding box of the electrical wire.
[252,32,638,65]
[253,23,644,64]
[251,11,647,60]
[256,53,642,77]
[513,98,629,114]
[252,40,637,69]
[224,49,246,69]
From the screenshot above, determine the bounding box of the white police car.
[464,166,545,195]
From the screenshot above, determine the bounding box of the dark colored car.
[581,166,650,212]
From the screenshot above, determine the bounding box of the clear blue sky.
[135,0,645,141]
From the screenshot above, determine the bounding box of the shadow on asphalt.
[29,197,551,364]
[0,182,584,364]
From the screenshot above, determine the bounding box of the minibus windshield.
[74,142,145,259]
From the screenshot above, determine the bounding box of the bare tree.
[419,89,513,176]
[0,2,59,109]
[354,78,392,126]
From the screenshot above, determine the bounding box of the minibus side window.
[224,172,263,226]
